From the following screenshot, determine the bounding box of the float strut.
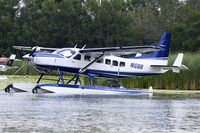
[75,74,79,85]
[89,76,93,86]
[37,73,45,84]
[58,69,64,84]
[66,75,76,84]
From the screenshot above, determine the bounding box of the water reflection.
[0,91,200,132]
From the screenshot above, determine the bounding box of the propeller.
[29,46,41,56]
[14,45,42,59]
[13,46,42,75]
[17,46,41,60]
[12,45,57,75]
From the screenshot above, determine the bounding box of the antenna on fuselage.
[81,45,86,49]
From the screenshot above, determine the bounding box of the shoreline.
[153,89,200,94]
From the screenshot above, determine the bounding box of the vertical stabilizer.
[9,54,16,60]
[173,53,183,67]
[172,53,188,73]
[134,32,172,59]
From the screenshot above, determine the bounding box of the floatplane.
[0,54,18,81]
[5,32,188,95]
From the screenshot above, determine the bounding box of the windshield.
[54,49,76,58]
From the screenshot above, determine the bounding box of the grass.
[0,52,200,90]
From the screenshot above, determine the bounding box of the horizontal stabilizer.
[151,53,188,73]
[151,65,188,73]
[151,65,179,70]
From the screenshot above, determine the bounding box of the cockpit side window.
[73,54,81,60]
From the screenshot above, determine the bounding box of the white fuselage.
[30,48,168,78]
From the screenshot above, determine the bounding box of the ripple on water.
[1,91,200,132]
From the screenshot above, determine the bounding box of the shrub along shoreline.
[1,52,199,90]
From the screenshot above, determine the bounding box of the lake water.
[0,91,200,133]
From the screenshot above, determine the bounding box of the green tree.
[0,0,20,49]
[168,4,200,51]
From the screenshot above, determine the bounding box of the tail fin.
[138,32,172,58]
[9,54,16,60]
[173,53,183,67]
[172,53,188,73]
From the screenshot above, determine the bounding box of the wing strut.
[79,53,104,73]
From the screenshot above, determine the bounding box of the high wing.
[13,46,58,51]
[13,45,161,56]
[79,45,161,55]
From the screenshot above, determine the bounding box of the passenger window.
[84,55,91,61]
[120,62,125,67]
[73,54,81,60]
[105,59,111,65]
[113,60,118,66]
[96,58,103,63]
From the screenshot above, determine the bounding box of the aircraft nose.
[22,54,33,60]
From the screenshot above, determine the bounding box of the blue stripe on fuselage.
[35,64,161,78]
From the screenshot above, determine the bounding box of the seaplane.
[5,32,188,95]
[0,54,18,81]
[0,54,17,72]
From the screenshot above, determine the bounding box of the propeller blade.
[29,46,38,56]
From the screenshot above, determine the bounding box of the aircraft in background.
[10,32,188,94]
[0,54,19,81]
[0,54,18,72]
